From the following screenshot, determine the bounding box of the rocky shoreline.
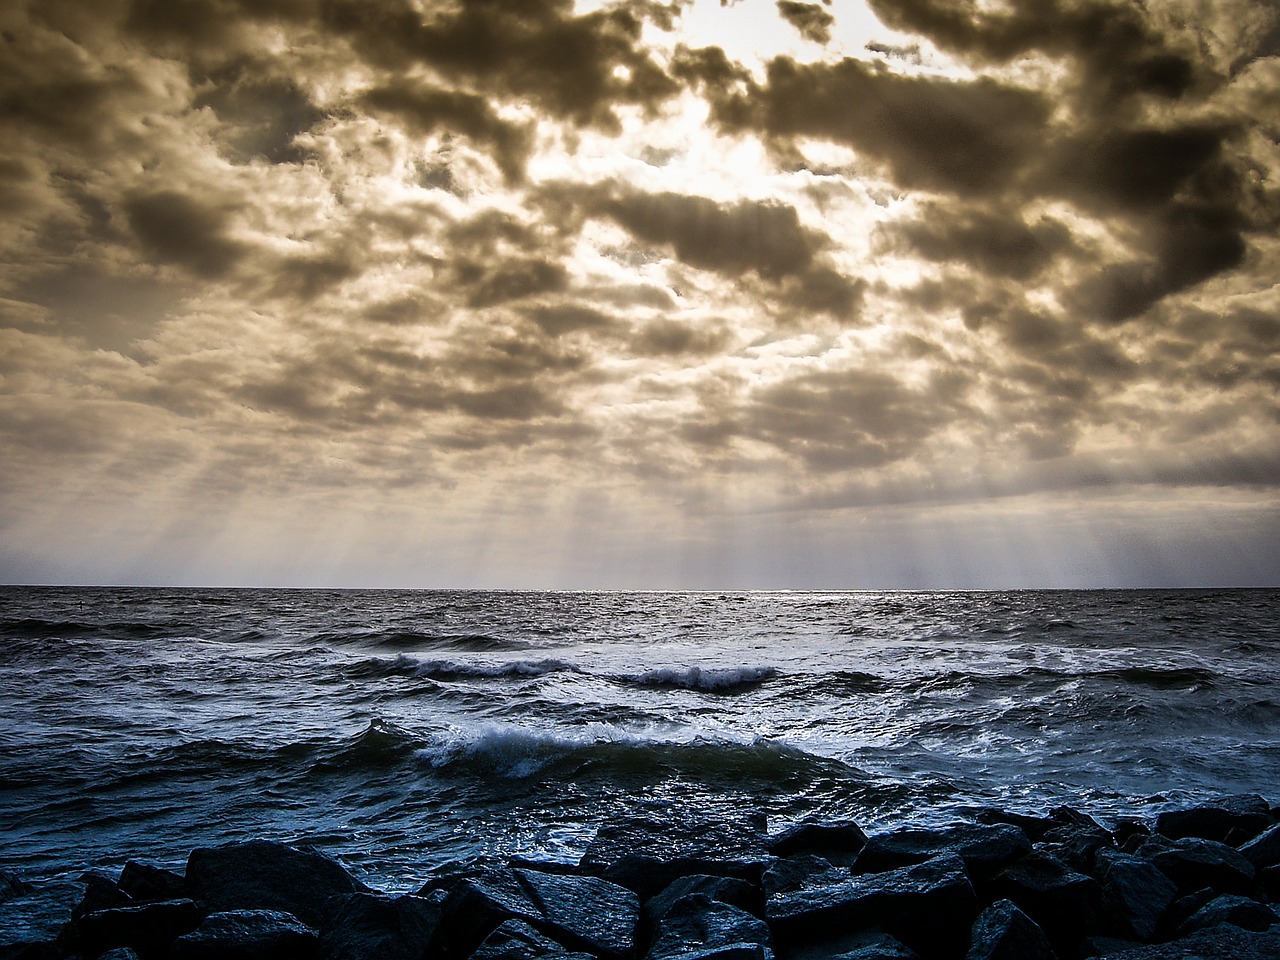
[3,796,1280,960]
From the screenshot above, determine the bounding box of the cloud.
[776,1,835,44]
[891,203,1075,280]
[124,190,249,279]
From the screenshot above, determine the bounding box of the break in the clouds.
[0,0,1278,588]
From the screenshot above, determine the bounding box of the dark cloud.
[124,190,248,279]
[776,1,834,44]
[361,82,533,182]
[682,52,1051,196]
[892,204,1074,280]
[193,65,325,165]
[630,317,730,356]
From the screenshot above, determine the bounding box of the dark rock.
[1040,823,1115,873]
[965,899,1057,960]
[73,899,204,958]
[0,875,32,906]
[647,893,772,960]
[762,857,841,900]
[508,857,584,876]
[766,852,976,957]
[974,809,1056,842]
[0,877,83,958]
[801,929,918,960]
[1093,849,1178,942]
[1136,835,1256,895]
[471,919,591,960]
[1162,888,1217,934]
[437,866,639,960]
[1175,894,1279,935]
[1240,824,1280,871]
[581,818,771,899]
[185,839,369,927]
[1155,796,1272,844]
[170,909,318,959]
[117,861,186,902]
[1109,820,1150,850]
[98,949,143,960]
[769,821,868,866]
[317,892,442,960]
[1083,936,1141,956]
[1263,866,1280,903]
[71,872,132,919]
[645,875,762,929]
[1089,923,1280,958]
[988,850,1106,948]
[853,824,1030,880]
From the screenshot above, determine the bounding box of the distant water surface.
[2,587,1278,890]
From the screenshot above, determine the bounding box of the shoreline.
[2,795,1279,960]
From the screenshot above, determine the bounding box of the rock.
[471,919,593,960]
[1240,824,1280,871]
[185,839,369,927]
[853,824,1030,880]
[768,821,868,866]
[1136,835,1256,895]
[1040,823,1115,873]
[316,892,442,960]
[0,877,83,958]
[766,852,976,957]
[1089,923,1280,958]
[117,861,186,902]
[1263,866,1280,903]
[965,899,1057,960]
[0,875,32,906]
[437,866,639,960]
[73,899,204,958]
[973,809,1057,842]
[647,893,772,960]
[1175,893,1279,935]
[1110,820,1150,850]
[581,818,771,899]
[645,875,762,929]
[71,872,132,919]
[1155,796,1273,844]
[799,929,918,960]
[1163,888,1217,934]
[987,850,1105,949]
[170,909,318,959]
[762,857,842,900]
[98,950,142,960]
[1093,848,1179,942]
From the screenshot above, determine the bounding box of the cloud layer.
[1,0,1278,586]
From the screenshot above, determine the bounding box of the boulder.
[1093,849,1179,942]
[800,929,917,960]
[1090,923,1280,958]
[0,874,32,906]
[1240,824,1280,871]
[853,824,1030,880]
[647,893,772,960]
[1136,836,1256,895]
[98,950,142,960]
[973,809,1056,842]
[769,821,868,866]
[71,872,132,919]
[471,919,592,960]
[766,852,976,957]
[117,861,186,902]
[72,899,204,958]
[169,909,318,959]
[0,876,84,958]
[987,850,1105,948]
[1175,894,1279,936]
[964,899,1057,960]
[437,866,639,960]
[1155,796,1273,845]
[316,892,442,960]
[185,839,369,927]
[645,875,762,929]
[762,857,842,900]
[581,818,771,899]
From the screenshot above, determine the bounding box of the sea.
[2,587,1278,893]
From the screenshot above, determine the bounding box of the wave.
[315,629,533,652]
[614,665,778,693]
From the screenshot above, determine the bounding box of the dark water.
[2,587,1278,891]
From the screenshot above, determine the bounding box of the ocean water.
[2,587,1278,892]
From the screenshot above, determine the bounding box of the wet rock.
[987,850,1105,948]
[0,875,32,906]
[1155,796,1273,845]
[1240,824,1280,871]
[0,877,83,959]
[437,866,639,960]
[471,919,593,960]
[796,929,918,960]
[117,861,186,902]
[316,892,443,960]
[767,852,976,957]
[73,898,204,958]
[645,875,762,929]
[1136,835,1256,895]
[762,857,842,901]
[768,821,868,866]
[1162,888,1217,935]
[647,893,772,960]
[169,909,318,959]
[853,824,1030,880]
[1109,820,1150,851]
[581,818,771,899]
[98,949,142,960]
[973,809,1056,842]
[1175,893,1279,935]
[1090,923,1280,958]
[1262,866,1280,903]
[71,872,132,919]
[1093,849,1178,942]
[185,839,369,927]
[965,899,1056,960]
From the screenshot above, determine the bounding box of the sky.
[1,0,1278,589]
